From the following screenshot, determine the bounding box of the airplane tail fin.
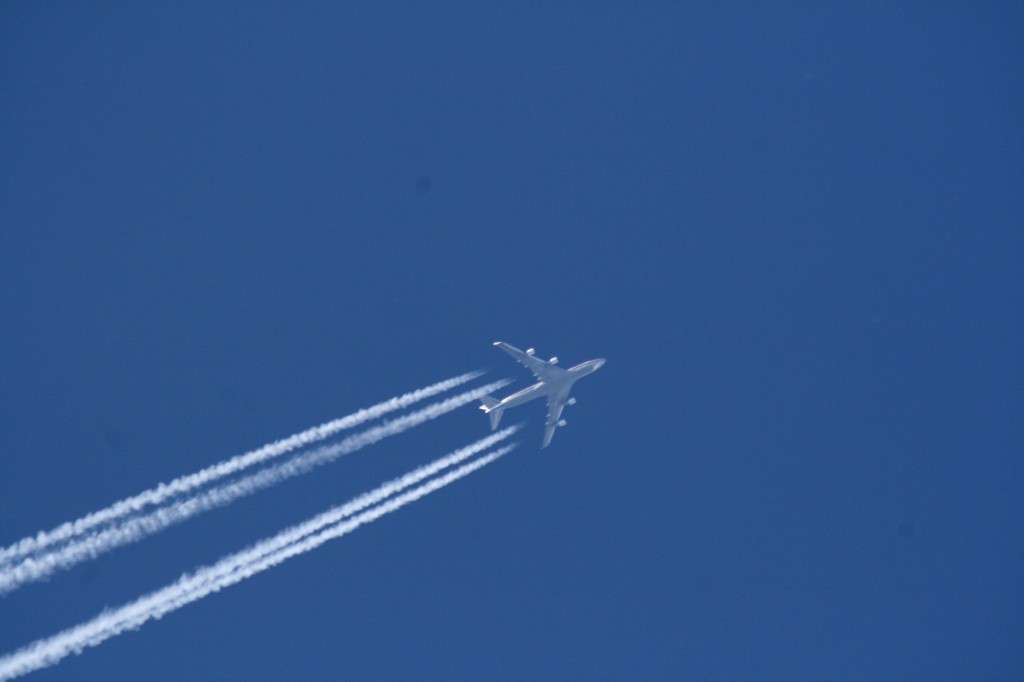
[478,396,503,430]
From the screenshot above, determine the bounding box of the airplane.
[479,341,605,448]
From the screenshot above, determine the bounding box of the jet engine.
[567,398,576,405]
[557,419,567,427]
[526,348,535,355]
[549,356,558,364]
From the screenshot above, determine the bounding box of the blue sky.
[1,3,1021,680]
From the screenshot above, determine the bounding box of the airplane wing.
[542,423,558,448]
[541,387,571,448]
[493,341,567,382]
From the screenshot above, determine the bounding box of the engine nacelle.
[549,356,558,364]
[557,419,567,427]
[567,397,576,405]
[526,348,535,356]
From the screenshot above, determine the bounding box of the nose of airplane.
[594,358,606,369]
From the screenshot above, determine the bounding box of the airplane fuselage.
[491,359,604,411]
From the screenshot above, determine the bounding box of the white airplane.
[479,341,605,448]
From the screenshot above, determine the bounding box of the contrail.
[0,371,482,572]
[0,436,516,681]
[0,380,510,595]
[141,442,518,619]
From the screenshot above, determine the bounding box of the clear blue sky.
[1,3,1021,680]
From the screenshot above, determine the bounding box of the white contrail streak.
[0,371,482,571]
[0,380,510,594]
[0,436,516,681]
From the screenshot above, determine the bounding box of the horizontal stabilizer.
[478,396,504,430]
